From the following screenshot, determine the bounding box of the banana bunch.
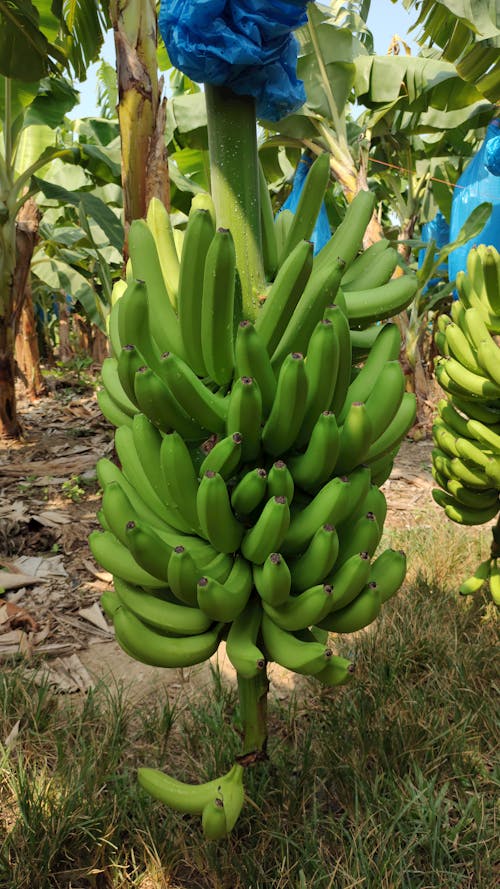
[432,245,500,604]
[93,156,418,838]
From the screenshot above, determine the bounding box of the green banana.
[113,605,224,668]
[226,376,262,462]
[334,402,372,475]
[199,433,243,480]
[488,560,500,606]
[231,467,268,515]
[289,523,339,592]
[255,239,314,356]
[324,303,352,417]
[364,360,406,444]
[134,365,205,441]
[201,771,245,840]
[279,152,330,264]
[261,613,332,676]
[196,471,244,554]
[282,468,370,557]
[314,189,375,277]
[318,581,380,633]
[314,654,356,687]
[458,558,491,596]
[432,488,499,525]
[128,219,184,358]
[317,551,372,617]
[116,425,185,530]
[253,552,291,606]
[196,557,252,622]
[296,318,339,446]
[266,460,295,502]
[97,388,134,429]
[444,322,482,375]
[342,246,399,292]
[343,276,417,328]
[124,520,172,583]
[258,159,278,280]
[101,357,137,418]
[262,352,308,456]
[365,393,417,464]
[225,599,266,678]
[177,208,215,376]
[477,335,500,388]
[443,355,500,400]
[157,351,228,434]
[114,577,212,635]
[262,582,334,632]
[340,238,390,285]
[335,511,381,569]
[201,227,237,386]
[234,320,277,415]
[117,344,145,407]
[288,411,340,493]
[117,279,162,374]
[481,245,500,315]
[368,548,406,603]
[89,530,166,589]
[160,431,202,535]
[337,322,401,424]
[241,495,290,564]
[146,197,180,309]
[138,762,243,822]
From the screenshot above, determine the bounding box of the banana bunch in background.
[91,153,418,837]
[432,244,500,605]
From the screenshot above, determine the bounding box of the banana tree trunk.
[111,0,169,251]
[0,217,18,437]
[15,278,45,400]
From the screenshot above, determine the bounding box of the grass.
[0,522,498,888]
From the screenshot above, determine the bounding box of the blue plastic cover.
[159,0,311,121]
[418,211,450,289]
[278,153,331,254]
[448,119,500,283]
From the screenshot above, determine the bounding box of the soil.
[0,375,444,702]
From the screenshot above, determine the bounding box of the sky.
[69,0,419,120]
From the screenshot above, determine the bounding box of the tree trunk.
[15,277,46,399]
[111,0,170,253]
[0,197,40,437]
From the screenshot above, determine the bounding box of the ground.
[0,376,463,701]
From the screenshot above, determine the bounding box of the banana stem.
[237,670,269,756]
[205,84,266,321]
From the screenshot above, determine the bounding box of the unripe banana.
[314,654,356,687]
[196,558,252,621]
[167,544,202,606]
[160,431,202,535]
[138,762,243,817]
[253,552,292,606]
[124,520,173,583]
[261,612,332,676]
[199,432,243,480]
[241,495,290,564]
[266,460,295,502]
[489,560,500,606]
[89,530,166,589]
[225,600,266,678]
[337,322,401,424]
[324,303,352,417]
[322,581,381,634]
[101,357,137,418]
[262,582,334,632]
[197,471,244,554]
[458,558,491,596]
[336,511,381,569]
[134,366,205,441]
[157,351,228,434]
[289,523,339,592]
[113,605,224,668]
[146,197,180,309]
[234,320,277,415]
[289,411,340,493]
[368,548,406,603]
[97,388,134,429]
[177,208,215,376]
[226,376,262,462]
[279,152,331,264]
[114,576,212,635]
[296,317,339,447]
[258,159,278,280]
[262,352,308,456]
[320,550,372,615]
[201,227,236,386]
[231,467,268,515]
[255,240,314,356]
[334,402,372,475]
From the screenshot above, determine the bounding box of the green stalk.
[237,670,269,756]
[205,84,266,321]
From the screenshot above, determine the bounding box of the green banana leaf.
[32,176,124,252]
[32,252,104,328]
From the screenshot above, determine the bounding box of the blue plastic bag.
[448,119,500,282]
[159,0,311,121]
[278,153,331,254]
[418,211,450,290]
